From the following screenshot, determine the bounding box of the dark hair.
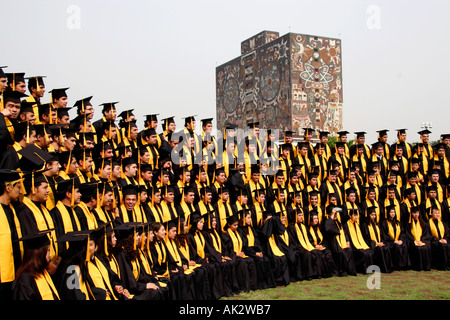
[15,245,49,280]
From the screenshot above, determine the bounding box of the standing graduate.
[0,169,23,300]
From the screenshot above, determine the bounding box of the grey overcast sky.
[2,0,449,144]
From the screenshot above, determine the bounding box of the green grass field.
[222,270,450,300]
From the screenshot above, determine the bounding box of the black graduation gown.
[307,224,338,277]
[202,229,236,295]
[428,219,450,270]
[287,223,324,279]
[0,145,20,170]
[380,218,411,270]
[239,225,276,290]
[221,228,258,292]
[260,216,290,286]
[405,219,432,271]
[0,114,15,158]
[113,248,164,300]
[149,239,188,300]
[323,218,357,276]
[187,230,223,299]
[361,221,394,273]
[12,271,60,300]
[344,220,374,274]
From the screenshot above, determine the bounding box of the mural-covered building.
[216,30,343,138]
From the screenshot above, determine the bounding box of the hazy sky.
[3,0,449,144]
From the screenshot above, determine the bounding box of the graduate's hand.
[440,239,447,244]
[346,241,351,248]
[172,268,179,274]
[146,282,159,290]
[183,264,188,271]
[376,242,385,247]
[256,252,263,258]
[395,240,403,245]
[1,107,11,118]
[46,258,61,275]
[115,285,124,294]
[123,289,131,298]
[189,260,196,266]
[237,252,244,257]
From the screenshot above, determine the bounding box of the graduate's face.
[320,136,328,144]
[229,221,239,232]
[351,214,358,222]
[412,211,420,220]
[347,193,356,202]
[251,173,260,182]
[197,219,204,231]
[140,192,147,203]
[124,195,137,210]
[65,136,77,150]
[282,148,290,158]
[164,192,174,203]
[68,157,78,174]
[102,191,113,207]
[375,147,383,156]
[284,136,292,143]
[407,192,416,200]
[184,192,195,204]
[396,147,403,157]
[339,135,347,142]
[153,192,161,204]
[290,175,299,184]
[431,209,440,220]
[310,177,317,186]
[53,97,68,108]
[130,127,139,140]
[299,147,308,156]
[312,216,319,226]
[100,164,112,179]
[4,101,20,118]
[310,196,318,206]
[388,190,395,199]
[112,165,121,179]
[111,232,117,247]
[220,192,229,202]
[329,197,337,205]
[398,133,407,142]
[89,240,96,259]
[245,214,252,226]
[148,230,154,242]
[281,215,286,225]
[71,188,81,205]
[276,175,284,185]
[24,130,37,145]
[431,174,439,183]
[277,193,285,203]
[296,212,304,223]
[6,181,22,202]
[428,190,437,199]
[34,182,49,202]
[168,227,177,240]
[156,225,166,240]
[140,151,150,164]
[0,77,7,92]
[368,175,375,184]
[388,209,396,219]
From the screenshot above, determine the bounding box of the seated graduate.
[287,207,325,280]
[12,230,60,300]
[112,223,165,300]
[307,211,338,278]
[259,212,290,286]
[75,182,101,231]
[427,206,450,270]
[323,206,357,277]
[187,212,225,300]
[173,218,211,300]
[222,214,258,293]
[344,209,374,274]
[202,214,237,295]
[405,206,432,271]
[149,221,188,300]
[380,204,411,271]
[238,210,276,290]
[361,207,394,273]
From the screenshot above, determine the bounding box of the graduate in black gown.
[427,206,450,270]
[307,211,338,277]
[380,205,411,270]
[238,210,276,290]
[112,223,165,300]
[287,208,325,279]
[344,209,374,274]
[361,207,394,273]
[323,207,357,276]
[222,214,258,293]
[12,230,60,300]
[405,206,432,271]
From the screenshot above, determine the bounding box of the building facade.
[216,30,343,138]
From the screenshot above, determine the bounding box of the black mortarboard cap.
[49,88,69,100]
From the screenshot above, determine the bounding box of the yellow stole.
[424,198,442,220]
[387,220,401,241]
[217,201,232,231]
[309,225,325,248]
[109,255,120,279]
[160,201,177,223]
[384,198,400,220]
[193,231,205,259]
[76,202,98,230]
[87,257,117,300]
[268,235,284,256]
[364,199,380,223]
[154,241,170,277]
[227,229,248,258]
[210,230,222,254]
[411,219,425,246]
[273,201,288,226]
[93,207,110,224]
[368,222,381,243]
[335,220,348,249]
[34,269,60,300]
[253,202,265,227]
[0,203,23,282]
[22,197,58,259]
[430,219,445,240]
[246,227,255,247]
[347,220,369,250]
[294,223,315,251]
[55,201,81,233]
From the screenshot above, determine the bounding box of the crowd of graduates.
[0,67,449,301]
